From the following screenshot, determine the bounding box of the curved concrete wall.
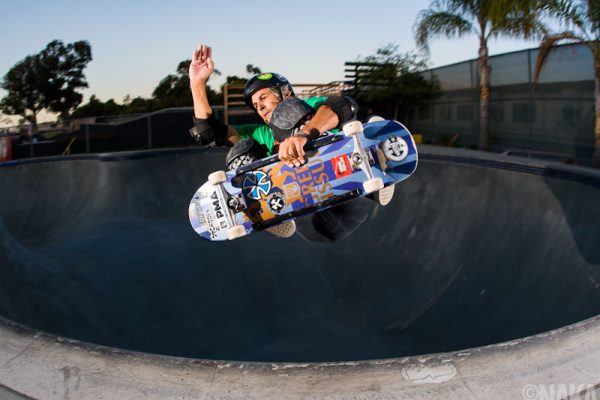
[1,146,600,398]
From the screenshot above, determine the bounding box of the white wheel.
[367,115,385,123]
[363,177,384,194]
[342,120,363,137]
[226,225,246,240]
[208,170,227,185]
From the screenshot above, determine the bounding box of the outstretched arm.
[189,45,215,119]
[188,45,240,147]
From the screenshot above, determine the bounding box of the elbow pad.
[323,96,358,127]
[189,115,228,146]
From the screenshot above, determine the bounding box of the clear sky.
[0,0,543,123]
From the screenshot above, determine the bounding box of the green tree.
[70,95,124,118]
[352,44,439,121]
[121,96,158,114]
[153,60,193,108]
[0,55,41,124]
[0,40,92,125]
[533,0,600,166]
[414,0,547,150]
[152,60,221,108]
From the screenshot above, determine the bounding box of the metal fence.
[1,81,349,160]
[407,43,595,164]
[3,108,222,160]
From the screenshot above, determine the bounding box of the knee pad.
[225,139,269,171]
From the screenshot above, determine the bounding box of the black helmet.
[243,73,294,111]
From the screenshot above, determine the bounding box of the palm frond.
[533,32,586,82]
[447,0,478,16]
[589,0,600,34]
[489,15,548,40]
[487,0,533,21]
[545,0,590,32]
[414,9,474,50]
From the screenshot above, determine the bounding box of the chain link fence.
[407,43,595,165]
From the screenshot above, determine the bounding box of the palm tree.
[533,0,600,166]
[414,0,547,150]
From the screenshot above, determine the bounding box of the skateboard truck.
[350,149,374,169]
[207,171,247,240]
[342,121,384,194]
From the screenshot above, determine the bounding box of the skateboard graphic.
[188,119,418,241]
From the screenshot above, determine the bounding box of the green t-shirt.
[232,96,327,155]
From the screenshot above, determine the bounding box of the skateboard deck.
[189,119,418,241]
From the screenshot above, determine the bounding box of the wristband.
[292,131,310,139]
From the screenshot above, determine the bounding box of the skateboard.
[189,119,418,241]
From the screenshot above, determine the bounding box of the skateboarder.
[188,44,392,241]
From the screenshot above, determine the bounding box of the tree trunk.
[29,111,38,137]
[594,57,600,167]
[478,40,491,151]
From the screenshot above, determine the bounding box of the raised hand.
[189,45,214,85]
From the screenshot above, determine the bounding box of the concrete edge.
[2,312,600,399]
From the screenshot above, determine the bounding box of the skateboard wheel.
[367,115,385,123]
[226,225,246,240]
[342,120,363,137]
[208,170,227,185]
[363,177,384,194]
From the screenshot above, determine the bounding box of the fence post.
[147,115,152,149]
[224,85,229,125]
[85,124,90,153]
[527,49,534,159]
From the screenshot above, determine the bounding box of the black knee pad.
[225,139,269,171]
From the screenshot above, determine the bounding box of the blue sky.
[0,0,543,123]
